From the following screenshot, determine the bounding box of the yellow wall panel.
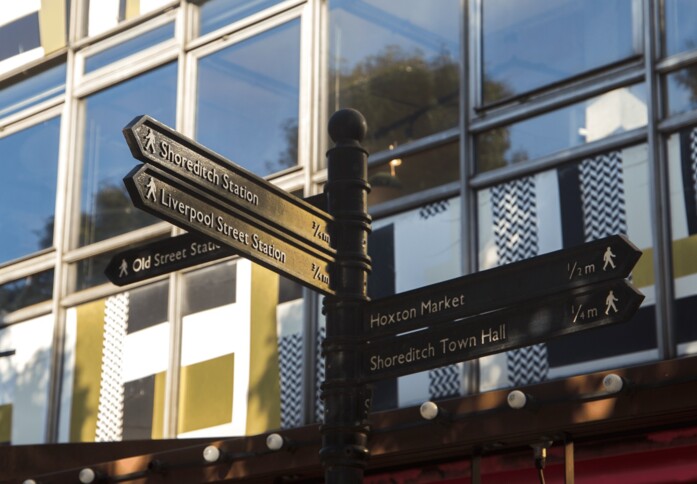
[0,404,12,443]
[246,264,281,435]
[39,0,67,54]
[69,300,106,442]
[178,354,235,434]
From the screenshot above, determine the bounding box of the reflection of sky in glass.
[0,63,65,119]
[80,63,177,246]
[477,84,647,172]
[483,0,637,103]
[0,117,60,263]
[664,0,697,57]
[330,0,459,71]
[199,0,283,36]
[85,22,174,73]
[196,20,300,177]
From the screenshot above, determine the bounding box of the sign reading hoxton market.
[116,110,644,483]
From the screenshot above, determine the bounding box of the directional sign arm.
[124,164,335,295]
[364,235,642,339]
[362,279,644,382]
[123,115,335,256]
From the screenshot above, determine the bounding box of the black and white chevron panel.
[491,177,538,265]
[506,343,549,386]
[690,128,697,211]
[419,199,450,220]
[278,333,303,429]
[490,176,549,386]
[95,293,129,442]
[428,364,460,400]
[315,325,326,423]
[579,151,627,241]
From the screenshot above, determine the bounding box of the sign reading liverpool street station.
[105,233,233,286]
[364,234,642,339]
[123,115,335,256]
[362,279,644,382]
[124,164,334,295]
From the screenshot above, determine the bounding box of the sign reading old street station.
[105,233,232,286]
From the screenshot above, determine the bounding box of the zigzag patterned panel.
[315,326,326,423]
[491,177,539,265]
[95,293,129,442]
[579,151,627,241]
[691,128,697,208]
[278,333,303,429]
[490,176,549,386]
[428,365,460,399]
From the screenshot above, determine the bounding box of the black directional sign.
[105,233,233,286]
[124,164,335,295]
[364,235,641,339]
[123,115,334,256]
[362,279,644,382]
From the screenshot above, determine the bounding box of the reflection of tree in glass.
[267,118,298,174]
[330,45,459,153]
[78,184,155,246]
[673,61,697,108]
[0,271,54,319]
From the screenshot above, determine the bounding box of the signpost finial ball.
[328,109,367,144]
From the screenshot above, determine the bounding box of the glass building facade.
[0,0,695,454]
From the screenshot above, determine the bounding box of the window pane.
[476,84,647,173]
[477,145,656,388]
[85,22,175,74]
[368,142,459,207]
[79,63,177,247]
[329,0,460,154]
[198,0,283,37]
[0,11,40,63]
[482,0,639,104]
[182,261,236,316]
[0,117,60,263]
[86,0,173,37]
[60,282,170,442]
[196,20,300,177]
[0,314,54,444]
[665,65,697,117]
[664,0,697,57]
[0,63,66,119]
[667,127,697,355]
[0,270,54,319]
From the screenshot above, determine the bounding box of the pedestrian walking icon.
[605,290,619,315]
[143,127,156,153]
[603,246,616,271]
[119,259,128,277]
[145,177,157,201]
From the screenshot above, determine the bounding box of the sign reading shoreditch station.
[364,235,642,339]
[105,233,232,286]
[123,115,334,256]
[124,164,334,295]
[362,279,644,382]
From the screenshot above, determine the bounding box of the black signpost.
[105,233,232,286]
[115,109,644,484]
